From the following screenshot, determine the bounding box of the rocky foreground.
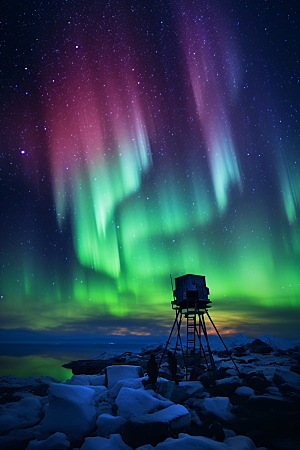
[0,336,300,450]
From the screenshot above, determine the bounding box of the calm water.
[0,339,165,382]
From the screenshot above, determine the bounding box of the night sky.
[1,0,299,339]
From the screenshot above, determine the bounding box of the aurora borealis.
[1,0,300,339]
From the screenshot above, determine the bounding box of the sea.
[0,337,167,382]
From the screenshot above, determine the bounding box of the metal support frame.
[159,306,239,381]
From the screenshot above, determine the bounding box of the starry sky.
[1,0,300,340]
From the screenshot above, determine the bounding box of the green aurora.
[1,0,300,339]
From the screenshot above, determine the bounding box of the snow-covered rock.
[215,376,243,394]
[96,413,126,437]
[273,368,300,388]
[226,369,240,377]
[26,432,70,449]
[234,386,254,397]
[106,365,144,389]
[0,426,47,449]
[80,434,132,450]
[92,351,120,361]
[135,432,229,449]
[135,433,257,450]
[225,435,256,450]
[227,333,251,349]
[257,334,300,351]
[115,387,173,419]
[246,394,295,411]
[65,374,105,386]
[203,397,233,421]
[0,397,43,434]
[156,379,204,403]
[171,381,205,403]
[0,376,60,389]
[122,405,191,448]
[264,386,281,395]
[109,377,145,399]
[40,384,96,440]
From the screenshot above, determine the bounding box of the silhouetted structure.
[159,274,239,381]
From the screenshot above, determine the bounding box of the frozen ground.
[0,334,299,450]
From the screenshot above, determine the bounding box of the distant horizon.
[1,328,300,344]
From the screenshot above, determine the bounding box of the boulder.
[115,387,173,419]
[278,383,300,394]
[246,394,295,412]
[65,374,105,386]
[225,435,256,450]
[81,434,132,450]
[122,405,191,448]
[40,384,96,440]
[96,414,126,437]
[215,377,243,396]
[202,397,233,421]
[247,376,271,392]
[170,381,205,403]
[0,397,43,434]
[247,339,273,354]
[135,433,230,449]
[109,377,145,399]
[155,378,176,400]
[25,432,70,450]
[234,386,254,397]
[106,366,144,389]
[273,368,300,388]
[265,386,281,395]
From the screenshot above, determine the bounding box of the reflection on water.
[0,355,71,382]
[0,339,164,382]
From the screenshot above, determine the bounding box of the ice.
[106,365,144,389]
[203,397,233,420]
[80,434,132,450]
[26,432,70,449]
[0,397,43,434]
[65,374,105,386]
[235,386,254,396]
[115,387,173,419]
[41,384,96,440]
[96,413,126,437]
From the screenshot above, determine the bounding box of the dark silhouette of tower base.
[159,274,239,381]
